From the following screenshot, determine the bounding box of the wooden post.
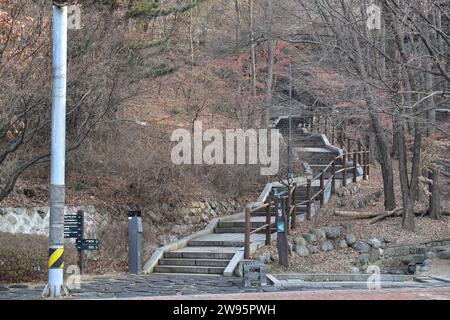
[358,140,362,166]
[306,179,312,220]
[265,200,271,245]
[244,206,250,259]
[320,171,324,206]
[340,125,344,149]
[363,152,368,180]
[347,138,352,153]
[284,196,290,233]
[332,124,335,145]
[367,151,370,177]
[353,151,357,183]
[291,183,297,229]
[342,152,347,187]
[331,160,336,193]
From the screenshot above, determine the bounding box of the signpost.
[274,194,289,267]
[63,210,99,274]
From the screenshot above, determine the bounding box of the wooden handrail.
[243,139,371,259]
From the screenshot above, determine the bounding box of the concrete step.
[164,247,238,259]
[154,265,225,274]
[159,258,230,267]
[218,220,272,228]
[188,233,266,247]
[214,227,276,234]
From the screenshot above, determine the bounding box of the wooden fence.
[243,146,371,259]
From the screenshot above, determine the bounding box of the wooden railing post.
[353,151,357,183]
[331,160,336,193]
[342,152,347,187]
[367,151,370,177]
[284,196,290,233]
[306,179,312,220]
[244,206,250,259]
[358,140,362,166]
[363,151,368,181]
[291,183,297,229]
[320,171,324,206]
[265,200,271,245]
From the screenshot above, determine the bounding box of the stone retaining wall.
[0,206,109,238]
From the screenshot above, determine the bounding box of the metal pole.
[288,64,293,182]
[43,2,68,298]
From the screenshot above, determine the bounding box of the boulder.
[304,233,317,245]
[353,241,371,253]
[345,234,357,246]
[323,226,341,240]
[257,252,271,264]
[368,248,380,263]
[351,267,360,274]
[294,236,307,247]
[368,237,382,249]
[309,246,319,254]
[312,229,326,243]
[357,253,369,265]
[337,239,348,249]
[234,262,244,277]
[321,241,334,252]
[437,250,450,260]
[336,187,349,197]
[295,245,310,257]
[425,251,437,260]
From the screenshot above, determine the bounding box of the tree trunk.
[428,166,441,220]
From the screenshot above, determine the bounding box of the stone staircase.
[153,119,359,275]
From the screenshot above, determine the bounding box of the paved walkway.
[1,274,449,300]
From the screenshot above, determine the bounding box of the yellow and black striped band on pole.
[48,247,64,269]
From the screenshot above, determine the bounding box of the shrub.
[0,232,78,283]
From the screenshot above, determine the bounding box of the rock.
[353,241,371,253]
[337,239,348,249]
[425,251,437,260]
[293,236,307,247]
[349,184,360,195]
[288,241,293,255]
[257,252,271,264]
[357,253,369,265]
[23,188,36,198]
[336,187,349,197]
[418,265,431,272]
[368,237,382,249]
[437,250,450,260]
[345,234,357,246]
[159,235,178,245]
[312,229,326,243]
[351,267,360,274]
[304,233,317,245]
[321,241,334,252]
[234,262,244,277]
[323,226,341,240]
[368,248,380,263]
[352,199,366,209]
[309,246,319,254]
[295,245,310,257]
[423,259,432,266]
[271,254,279,264]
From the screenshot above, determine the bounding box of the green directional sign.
[76,239,100,245]
[76,244,99,251]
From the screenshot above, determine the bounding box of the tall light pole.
[42,0,69,298]
[288,64,293,183]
